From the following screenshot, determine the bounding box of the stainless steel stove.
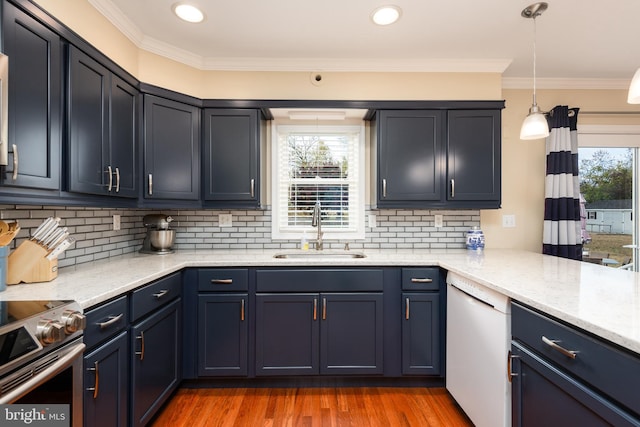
[0,300,86,426]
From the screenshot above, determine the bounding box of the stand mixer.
[140,214,175,254]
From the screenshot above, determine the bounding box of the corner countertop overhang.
[2,248,639,355]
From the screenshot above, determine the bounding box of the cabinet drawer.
[256,269,383,292]
[131,272,182,322]
[198,269,248,292]
[401,268,440,291]
[84,295,128,349]
[512,301,640,416]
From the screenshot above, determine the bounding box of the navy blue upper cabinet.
[68,46,139,198]
[447,110,501,205]
[1,2,62,191]
[376,110,444,205]
[143,95,200,201]
[203,109,261,208]
[375,106,502,209]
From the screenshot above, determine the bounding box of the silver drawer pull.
[97,313,124,329]
[508,351,519,382]
[211,279,233,285]
[148,174,153,196]
[405,297,410,320]
[153,289,169,299]
[241,298,245,321]
[250,178,255,198]
[450,179,455,198]
[411,278,433,283]
[115,167,120,193]
[542,336,578,359]
[382,179,387,198]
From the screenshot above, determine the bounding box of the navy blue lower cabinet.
[401,292,440,375]
[130,298,182,427]
[255,292,383,376]
[197,293,248,376]
[511,341,640,426]
[83,332,128,427]
[255,293,319,376]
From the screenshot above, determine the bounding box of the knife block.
[7,240,58,285]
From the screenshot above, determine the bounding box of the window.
[578,125,640,271]
[272,124,365,240]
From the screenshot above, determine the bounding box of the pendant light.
[628,68,640,104]
[520,2,549,140]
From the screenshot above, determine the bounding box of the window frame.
[271,123,366,241]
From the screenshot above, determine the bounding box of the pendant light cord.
[532,16,538,106]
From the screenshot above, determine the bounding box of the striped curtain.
[542,105,582,260]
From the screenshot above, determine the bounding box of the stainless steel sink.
[273,251,366,259]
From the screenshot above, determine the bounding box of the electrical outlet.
[502,214,516,228]
[368,214,376,228]
[219,214,232,227]
[113,214,121,231]
[434,214,443,228]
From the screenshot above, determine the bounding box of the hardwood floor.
[151,387,473,427]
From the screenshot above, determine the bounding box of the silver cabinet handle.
[86,360,99,399]
[11,144,17,180]
[250,178,255,198]
[115,167,120,193]
[450,179,455,198]
[411,278,433,283]
[508,350,519,382]
[211,279,233,285]
[136,331,145,360]
[382,179,387,198]
[153,289,169,299]
[148,174,153,196]
[97,313,124,330]
[313,298,318,320]
[241,298,245,321]
[105,166,113,192]
[322,297,327,320]
[542,336,578,359]
[405,297,410,320]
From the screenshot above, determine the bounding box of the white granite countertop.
[2,248,639,355]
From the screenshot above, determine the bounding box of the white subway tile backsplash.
[0,205,480,268]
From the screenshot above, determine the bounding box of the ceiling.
[88,0,640,87]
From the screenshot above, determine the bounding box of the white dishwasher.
[446,272,511,427]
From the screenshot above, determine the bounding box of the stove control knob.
[61,310,87,334]
[37,319,65,345]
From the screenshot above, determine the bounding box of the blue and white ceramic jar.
[466,226,485,251]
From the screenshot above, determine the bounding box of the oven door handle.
[0,342,86,404]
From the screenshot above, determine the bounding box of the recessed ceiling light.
[173,3,205,23]
[371,5,402,26]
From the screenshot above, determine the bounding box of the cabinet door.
[68,46,109,195]
[143,95,200,200]
[321,293,383,375]
[203,109,259,206]
[255,293,319,375]
[2,3,61,190]
[198,294,248,376]
[402,293,440,375]
[108,75,139,198]
[447,109,501,203]
[131,298,181,427]
[511,341,639,427]
[84,332,128,427]
[377,110,444,205]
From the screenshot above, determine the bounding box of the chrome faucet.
[311,201,323,250]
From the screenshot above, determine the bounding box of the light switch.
[368,214,376,228]
[434,214,443,228]
[113,214,121,231]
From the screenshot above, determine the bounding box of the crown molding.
[88,0,143,43]
[502,77,631,90]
